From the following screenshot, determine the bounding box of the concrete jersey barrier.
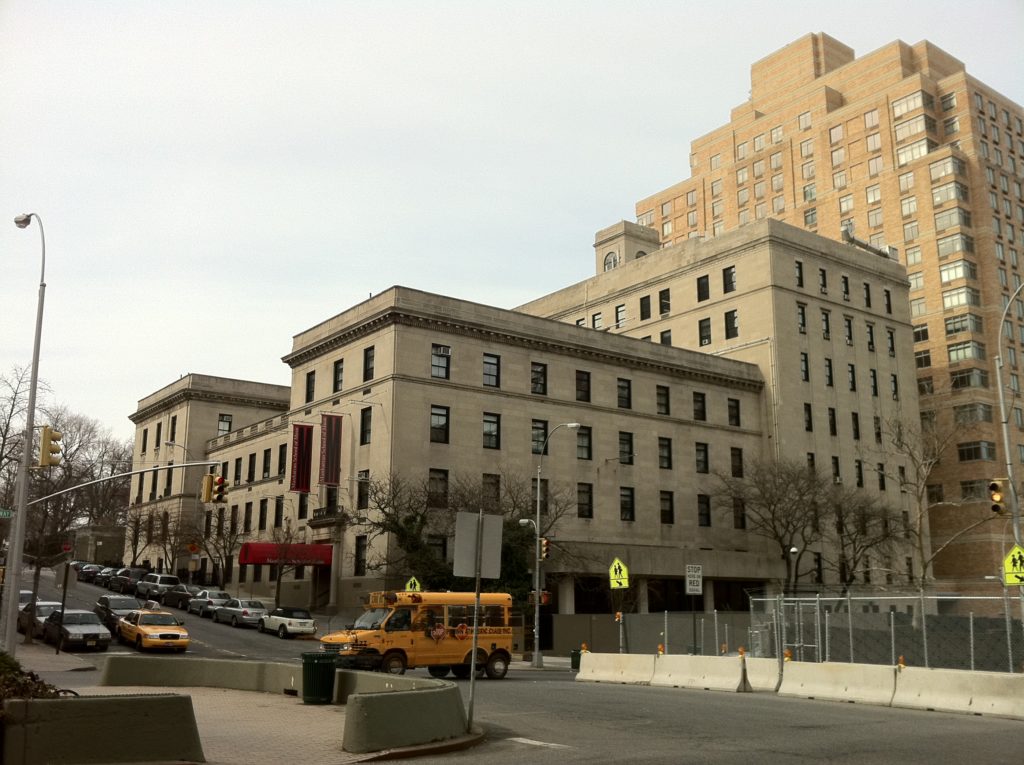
[650,655,746,692]
[777,661,896,706]
[743,656,782,692]
[892,666,1024,719]
[576,652,655,684]
[2,694,204,765]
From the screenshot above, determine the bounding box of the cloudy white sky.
[2,1,1022,440]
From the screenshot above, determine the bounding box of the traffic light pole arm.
[25,461,219,506]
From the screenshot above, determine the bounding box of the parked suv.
[108,567,148,594]
[135,574,180,601]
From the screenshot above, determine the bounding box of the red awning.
[237,543,333,566]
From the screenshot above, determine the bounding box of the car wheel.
[381,652,407,675]
[485,652,509,680]
[258,620,265,634]
[135,636,143,652]
[277,625,288,639]
[231,616,239,628]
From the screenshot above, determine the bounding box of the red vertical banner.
[319,414,343,487]
[290,424,314,493]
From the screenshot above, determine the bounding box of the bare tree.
[880,412,997,584]
[124,506,146,566]
[265,518,310,607]
[185,504,248,586]
[819,483,901,593]
[712,459,826,593]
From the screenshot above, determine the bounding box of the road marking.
[507,737,571,750]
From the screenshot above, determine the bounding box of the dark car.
[108,567,148,594]
[93,567,117,587]
[41,609,111,651]
[161,584,202,610]
[77,564,102,582]
[94,594,142,631]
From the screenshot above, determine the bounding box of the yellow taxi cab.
[117,609,191,653]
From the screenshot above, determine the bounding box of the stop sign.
[62,542,72,553]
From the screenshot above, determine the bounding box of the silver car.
[187,589,233,618]
[212,598,268,628]
[17,601,62,637]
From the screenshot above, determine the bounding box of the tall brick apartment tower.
[635,33,1023,594]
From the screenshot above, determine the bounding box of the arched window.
[604,252,619,271]
[635,251,647,259]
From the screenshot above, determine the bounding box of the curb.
[353,725,486,761]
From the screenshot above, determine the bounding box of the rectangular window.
[430,405,450,443]
[592,312,603,329]
[804,403,814,432]
[698,494,712,527]
[800,352,810,382]
[482,412,500,449]
[531,420,548,455]
[428,469,449,507]
[262,448,271,479]
[699,317,712,346]
[576,426,592,460]
[693,392,706,421]
[639,295,651,321]
[848,363,857,391]
[217,414,232,437]
[660,491,675,525]
[619,432,634,465]
[614,304,626,328]
[620,487,635,522]
[363,346,375,382]
[575,370,591,402]
[824,357,834,387]
[332,359,345,392]
[577,483,593,519]
[656,385,670,415]
[732,497,746,529]
[356,406,372,445]
[273,496,283,528]
[658,289,671,315]
[660,329,672,346]
[724,310,739,339]
[617,378,632,408]
[727,398,740,427]
[483,353,500,387]
[356,469,369,510]
[431,345,450,379]
[695,442,709,473]
[696,275,710,302]
[258,499,267,531]
[731,447,744,477]
[658,437,673,469]
[531,362,548,395]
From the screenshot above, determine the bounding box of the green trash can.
[301,651,337,705]
[570,649,582,671]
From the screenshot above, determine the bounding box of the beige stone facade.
[634,33,1024,592]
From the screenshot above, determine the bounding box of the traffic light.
[211,475,227,504]
[989,480,1006,513]
[39,425,62,467]
[201,474,214,503]
[540,537,550,559]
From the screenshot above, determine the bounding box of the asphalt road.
[23,573,1024,763]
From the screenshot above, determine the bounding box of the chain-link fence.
[748,591,1024,673]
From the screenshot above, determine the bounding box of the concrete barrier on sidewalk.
[743,657,782,692]
[892,667,1024,719]
[2,694,204,765]
[650,655,746,692]
[342,681,468,753]
[101,655,301,694]
[776,661,896,706]
[575,652,655,684]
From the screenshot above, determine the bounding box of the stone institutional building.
[129,219,916,615]
[127,32,1018,618]
[634,33,1023,592]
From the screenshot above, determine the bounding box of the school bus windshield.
[352,607,390,630]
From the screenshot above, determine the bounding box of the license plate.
[164,642,176,646]
[86,641,96,646]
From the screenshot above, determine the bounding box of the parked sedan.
[117,609,190,652]
[16,601,62,637]
[108,567,148,594]
[92,567,117,587]
[212,599,267,628]
[76,564,102,582]
[161,584,202,609]
[94,594,142,631]
[258,606,317,639]
[41,609,111,651]
[186,589,232,618]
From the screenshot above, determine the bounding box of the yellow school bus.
[320,591,513,679]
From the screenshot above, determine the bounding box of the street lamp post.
[0,214,47,656]
[529,421,579,669]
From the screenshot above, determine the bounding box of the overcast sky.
[2,0,1022,441]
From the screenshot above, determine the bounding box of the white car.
[258,606,317,639]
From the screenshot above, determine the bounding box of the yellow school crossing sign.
[1003,545,1024,586]
[405,576,422,592]
[609,557,629,589]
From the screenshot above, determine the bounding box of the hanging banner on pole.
[289,424,313,493]
[319,414,343,487]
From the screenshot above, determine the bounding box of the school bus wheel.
[427,664,451,678]
[485,651,510,680]
[381,651,407,675]
[451,664,471,679]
